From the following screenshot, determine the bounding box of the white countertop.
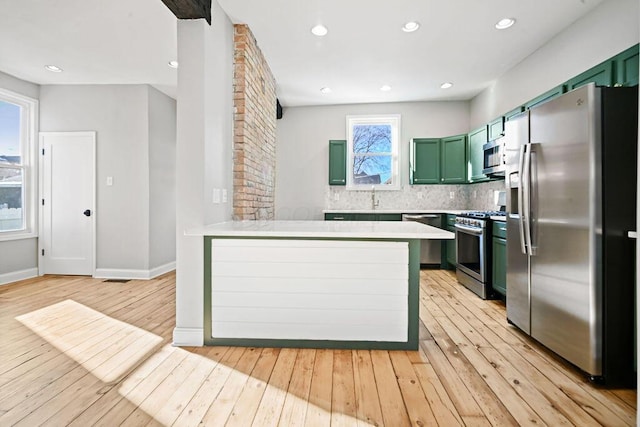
[186,220,454,240]
[490,216,507,222]
[323,209,466,214]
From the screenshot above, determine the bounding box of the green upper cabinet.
[467,126,488,183]
[504,106,525,122]
[410,138,440,184]
[328,140,347,185]
[524,85,565,110]
[566,61,613,91]
[441,134,467,184]
[411,136,467,184]
[613,44,639,87]
[488,117,505,141]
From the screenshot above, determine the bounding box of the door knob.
[83,209,91,217]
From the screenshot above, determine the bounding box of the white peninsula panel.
[211,239,409,342]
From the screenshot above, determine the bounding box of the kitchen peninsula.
[186,220,453,349]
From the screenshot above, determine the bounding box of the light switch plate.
[222,189,228,203]
[106,176,113,186]
[213,188,221,204]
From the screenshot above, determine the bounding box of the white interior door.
[39,132,96,275]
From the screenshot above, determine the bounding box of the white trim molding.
[173,327,204,347]
[94,261,175,280]
[0,267,38,286]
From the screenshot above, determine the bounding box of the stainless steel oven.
[454,212,504,299]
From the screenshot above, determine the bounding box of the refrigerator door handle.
[523,143,533,256]
[517,144,528,255]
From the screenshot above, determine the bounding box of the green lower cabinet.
[443,214,457,269]
[324,213,353,220]
[492,236,507,297]
[376,213,403,221]
[445,227,457,269]
[324,213,402,221]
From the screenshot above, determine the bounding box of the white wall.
[39,84,177,277]
[0,71,39,282]
[174,0,234,346]
[470,0,640,128]
[148,86,177,270]
[40,85,150,271]
[275,101,470,219]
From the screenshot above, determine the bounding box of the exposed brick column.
[233,24,277,220]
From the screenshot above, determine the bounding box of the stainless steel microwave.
[482,139,505,176]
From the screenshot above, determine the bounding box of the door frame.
[38,131,97,276]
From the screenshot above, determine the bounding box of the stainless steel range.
[454,211,505,299]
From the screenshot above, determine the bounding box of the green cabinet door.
[566,61,613,90]
[443,214,457,269]
[504,106,525,122]
[524,85,565,110]
[468,126,488,183]
[325,213,354,220]
[614,44,639,87]
[492,237,507,296]
[441,135,467,183]
[446,228,457,268]
[328,140,347,185]
[411,138,440,184]
[488,117,505,141]
[376,213,403,221]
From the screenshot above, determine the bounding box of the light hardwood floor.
[0,270,636,426]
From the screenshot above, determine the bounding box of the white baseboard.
[94,261,176,280]
[149,261,176,278]
[0,268,39,286]
[173,327,204,347]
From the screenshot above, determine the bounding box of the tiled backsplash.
[326,180,506,211]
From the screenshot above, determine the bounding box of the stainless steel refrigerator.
[504,83,637,386]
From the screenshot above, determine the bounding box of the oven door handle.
[454,224,484,236]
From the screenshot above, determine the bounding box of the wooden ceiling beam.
[160,0,211,24]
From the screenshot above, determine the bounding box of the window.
[0,88,37,240]
[346,114,400,190]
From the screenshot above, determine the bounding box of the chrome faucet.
[371,186,379,210]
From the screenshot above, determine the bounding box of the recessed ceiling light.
[440,82,453,89]
[168,60,179,69]
[402,21,420,33]
[495,18,516,30]
[380,85,392,92]
[44,65,63,73]
[311,25,328,37]
[320,87,332,94]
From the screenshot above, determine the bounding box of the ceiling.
[0,0,605,106]
[0,0,178,98]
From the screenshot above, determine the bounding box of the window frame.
[0,88,38,241]
[345,114,401,191]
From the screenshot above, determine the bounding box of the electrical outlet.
[334,192,340,201]
[449,191,455,199]
[417,192,423,199]
[213,188,221,204]
[106,176,113,186]
[222,189,228,203]
[473,190,477,199]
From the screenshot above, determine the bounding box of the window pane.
[0,100,22,165]
[353,124,391,154]
[352,155,392,185]
[0,167,24,231]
